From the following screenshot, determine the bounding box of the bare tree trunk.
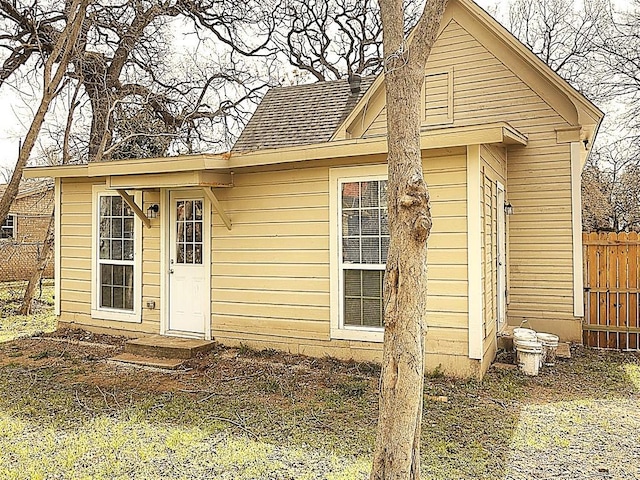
[0,0,87,316]
[20,63,83,314]
[19,213,54,315]
[0,0,88,225]
[370,1,448,479]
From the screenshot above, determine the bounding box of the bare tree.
[370,1,448,479]
[593,0,640,150]
[582,157,613,231]
[0,0,88,227]
[0,0,277,162]
[616,164,640,231]
[273,0,384,81]
[581,138,640,233]
[19,213,54,314]
[271,0,423,82]
[0,165,13,184]
[505,0,608,96]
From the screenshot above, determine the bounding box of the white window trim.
[330,164,388,343]
[570,141,585,317]
[1,213,16,240]
[91,185,142,323]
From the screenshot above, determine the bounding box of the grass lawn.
[0,283,639,479]
[0,280,56,342]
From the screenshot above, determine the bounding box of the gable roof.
[331,0,603,143]
[233,76,376,152]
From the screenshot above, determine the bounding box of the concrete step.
[124,335,215,359]
[556,342,571,359]
[110,353,185,370]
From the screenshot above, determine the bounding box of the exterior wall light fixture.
[147,204,159,219]
[504,202,514,216]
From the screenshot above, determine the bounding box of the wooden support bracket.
[115,189,151,229]
[202,187,231,230]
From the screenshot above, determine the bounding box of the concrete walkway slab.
[110,353,185,370]
[124,335,215,359]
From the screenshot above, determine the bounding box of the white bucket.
[513,327,537,341]
[536,332,560,366]
[513,328,537,363]
[516,340,543,376]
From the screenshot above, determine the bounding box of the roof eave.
[23,153,231,179]
[24,123,526,179]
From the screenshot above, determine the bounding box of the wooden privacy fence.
[583,232,640,350]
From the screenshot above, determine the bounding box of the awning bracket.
[115,189,151,229]
[202,187,231,230]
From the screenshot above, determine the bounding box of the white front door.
[496,182,507,331]
[168,190,209,336]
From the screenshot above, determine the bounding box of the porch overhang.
[23,153,231,179]
[105,170,233,190]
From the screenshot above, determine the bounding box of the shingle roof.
[233,76,376,153]
[0,179,53,199]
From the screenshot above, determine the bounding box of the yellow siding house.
[26,0,603,378]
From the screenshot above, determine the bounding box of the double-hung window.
[1,214,15,239]
[330,165,388,342]
[92,186,142,322]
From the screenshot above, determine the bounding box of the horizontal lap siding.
[436,21,576,334]
[141,190,160,328]
[211,166,330,341]
[362,19,579,345]
[59,178,93,320]
[211,150,469,362]
[438,21,576,331]
[58,178,159,334]
[424,151,469,358]
[508,137,574,325]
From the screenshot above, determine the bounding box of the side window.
[339,178,388,329]
[1,214,16,239]
[98,195,135,311]
[91,186,141,323]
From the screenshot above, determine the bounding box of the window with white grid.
[1,214,15,239]
[98,195,135,311]
[91,186,142,323]
[339,178,388,329]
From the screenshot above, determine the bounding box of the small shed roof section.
[233,76,376,152]
[0,179,54,200]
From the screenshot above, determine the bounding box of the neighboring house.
[0,180,55,282]
[25,0,603,378]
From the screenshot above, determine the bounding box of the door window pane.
[175,199,204,265]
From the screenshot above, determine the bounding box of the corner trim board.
[467,145,483,360]
[54,178,61,317]
[570,142,585,317]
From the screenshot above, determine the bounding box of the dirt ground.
[0,326,639,479]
